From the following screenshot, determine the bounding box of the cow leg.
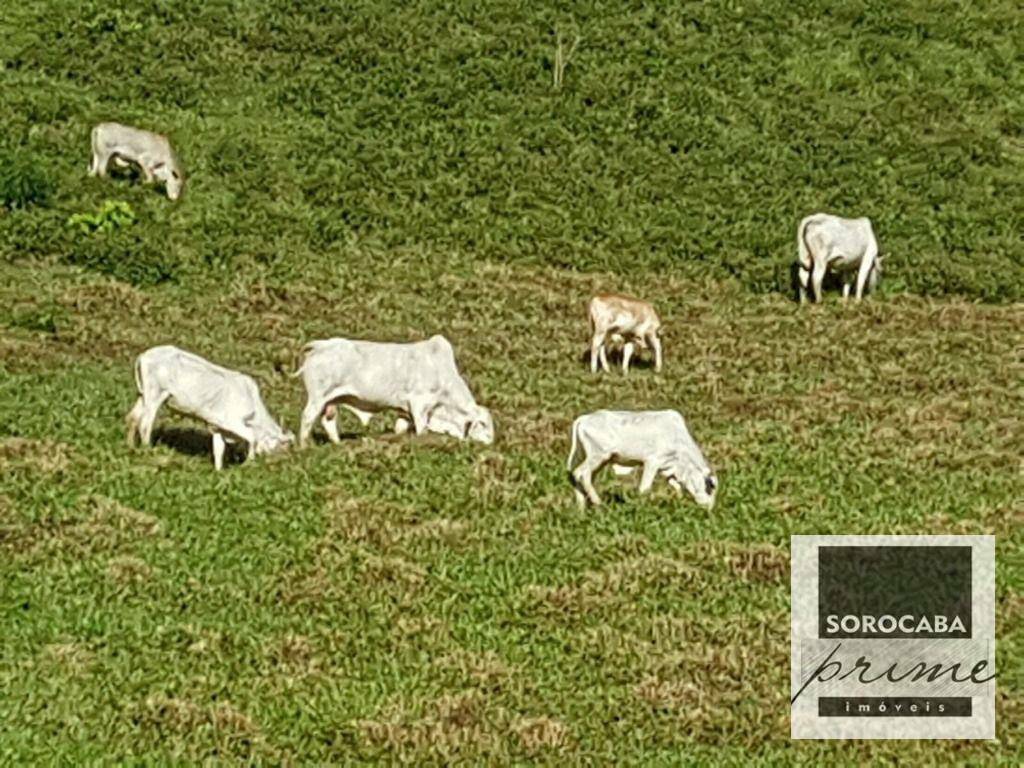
[212,432,226,471]
[797,265,810,304]
[321,403,342,444]
[842,280,852,301]
[408,398,434,435]
[125,397,145,446]
[572,483,587,508]
[299,399,323,447]
[137,394,168,447]
[91,149,114,178]
[810,260,827,303]
[638,461,659,494]
[572,454,606,507]
[854,247,877,300]
[590,333,604,373]
[341,404,374,427]
[138,155,155,183]
[621,342,635,374]
[598,344,610,373]
[649,333,663,372]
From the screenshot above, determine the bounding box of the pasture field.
[1,0,1022,763]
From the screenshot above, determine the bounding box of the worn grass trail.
[1,257,1020,762]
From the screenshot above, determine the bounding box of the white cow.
[567,409,717,508]
[295,335,494,447]
[89,122,184,200]
[797,213,882,303]
[588,293,663,374]
[125,346,293,470]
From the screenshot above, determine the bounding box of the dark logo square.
[818,546,972,639]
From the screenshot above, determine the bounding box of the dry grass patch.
[401,517,470,544]
[356,690,506,761]
[59,280,150,316]
[323,496,410,550]
[324,494,471,549]
[42,642,94,676]
[360,553,427,591]
[526,555,702,619]
[276,564,337,606]
[634,675,701,710]
[6,495,162,562]
[107,554,153,585]
[393,615,452,645]
[514,716,573,756]
[0,437,74,475]
[135,695,270,759]
[435,649,515,691]
[688,541,789,582]
[266,632,325,685]
[630,614,789,746]
[921,503,1024,537]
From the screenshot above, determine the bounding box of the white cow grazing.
[567,409,717,508]
[588,293,663,374]
[89,122,184,200]
[797,213,882,303]
[126,346,293,470]
[295,335,494,447]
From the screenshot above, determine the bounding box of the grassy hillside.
[1,1,1022,763]
[2,0,1023,297]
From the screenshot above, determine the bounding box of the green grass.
[1,1,1022,763]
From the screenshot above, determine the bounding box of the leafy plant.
[66,200,136,235]
[64,230,178,287]
[2,301,67,335]
[0,148,53,210]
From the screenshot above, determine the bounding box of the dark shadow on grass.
[308,430,361,446]
[789,261,846,303]
[152,426,210,457]
[100,165,171,200]
[151,427,239,466]
[576,346,656,371]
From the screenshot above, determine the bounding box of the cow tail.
[291,343,313,378]
[133,354,144,394]
[797,215,815,271]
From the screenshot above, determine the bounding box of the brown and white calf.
[587,293,662,374]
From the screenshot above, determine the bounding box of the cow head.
[153,161,184,201]
[246,410,294,457]
[664,453,717,509]
[255,429,293,456]
[465,406,495,445]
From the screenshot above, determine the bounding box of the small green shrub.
[63,200,177,285]
[67,200,136,235]
[2,301,67,335]
[65,230,178,287]
[0,149,54,210]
